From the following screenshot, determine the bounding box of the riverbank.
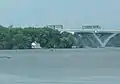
[0,47,119,52]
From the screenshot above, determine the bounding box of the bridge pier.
[93,33,118,47]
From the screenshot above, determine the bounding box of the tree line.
[0,25,76,49]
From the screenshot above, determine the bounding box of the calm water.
[0,48,120,84]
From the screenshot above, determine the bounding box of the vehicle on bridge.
[81,25,102,32]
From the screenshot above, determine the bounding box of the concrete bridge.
[58,28,120,48]
[59,28,120,33]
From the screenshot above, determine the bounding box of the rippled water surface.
[0,48,120,84]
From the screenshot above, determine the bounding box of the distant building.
[47,25,63,30]
[31,41,41,49]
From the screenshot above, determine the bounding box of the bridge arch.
[103,33,118,47]
[93,33,118,47]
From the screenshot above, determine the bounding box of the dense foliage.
[0,25,75,49]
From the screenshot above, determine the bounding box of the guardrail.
[58,29,120,33]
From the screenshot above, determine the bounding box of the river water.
[0,48,120,84]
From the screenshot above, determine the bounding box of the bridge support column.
[92,33,118,47]
[93,33,104,47]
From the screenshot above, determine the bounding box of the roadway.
[58,28,120,33]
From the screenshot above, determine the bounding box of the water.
[0,48,120,84]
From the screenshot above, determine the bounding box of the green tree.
[0,25,78,49]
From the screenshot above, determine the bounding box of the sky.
[0,0,120,29]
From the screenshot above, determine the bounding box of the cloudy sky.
[0,0,120,29]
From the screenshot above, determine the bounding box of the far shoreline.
[0,47,119,51]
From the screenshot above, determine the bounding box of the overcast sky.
[0,0,120,29]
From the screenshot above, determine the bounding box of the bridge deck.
[59,29,120,33]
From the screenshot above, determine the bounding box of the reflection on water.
[0,56,12,59]
[0,48,120,84]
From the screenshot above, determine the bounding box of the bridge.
[58,28,120,48]
[58,28,120,33]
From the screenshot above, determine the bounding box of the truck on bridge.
[81,25,102,32]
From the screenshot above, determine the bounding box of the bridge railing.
[58,28,120,33]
